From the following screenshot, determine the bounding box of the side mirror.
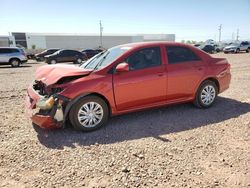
[116,62,129,73]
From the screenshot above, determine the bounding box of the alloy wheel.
[200,85,216,105]
[77,102,104,128]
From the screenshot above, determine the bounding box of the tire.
[10,58,20,67]
[236,48,240,53]
[246,48,249,53]
[69,96,109,131]
[49,59,57,64]
[193,80,218,108]
[74,58,82,64]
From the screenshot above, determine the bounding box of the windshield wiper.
[93,51,110,70]
[80,50,107,67]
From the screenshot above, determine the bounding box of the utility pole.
[236,28,239,41]
[218,24,222,43]
[99,20,103,48]
[232,32,235,41]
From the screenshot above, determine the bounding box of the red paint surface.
[27,42,231,129]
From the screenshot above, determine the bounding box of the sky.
[0,0,250,41]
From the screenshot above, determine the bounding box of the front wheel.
[246,48,249,53]
[235,48,240,53]
[193,80,218,108]
[69,96,109,131]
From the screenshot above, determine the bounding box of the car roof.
[0,47,21,49]
[118,41,192,48]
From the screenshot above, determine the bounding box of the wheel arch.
[63,92,112,126]
[9,57,21,63]
[198,77,220,93]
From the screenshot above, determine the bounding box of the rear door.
[165,46,206,101]
[0,49,6,62]
[58,50,71,62]
[67,50,78,62]
[113,47,167,111]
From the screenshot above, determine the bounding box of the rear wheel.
[193,80,218,108]
[10,59,20,67]
[49,59,57,64]
[69,96,109,131]
[75,58,82,64]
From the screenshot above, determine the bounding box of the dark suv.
[44,49,85,64]
[0,47,27,67]
[35,48,60,61]
[199,45,215,54]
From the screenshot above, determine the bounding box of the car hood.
[35,52,43,57]
[44,54,54,58]
[225,45,238,49]
[35,64,93,86]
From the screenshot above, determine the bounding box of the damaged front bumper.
[26,85,69,129]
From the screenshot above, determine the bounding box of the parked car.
[214,44,222,52]
[35,48,60,61]
[26,42,231,131]
[194,44,201,47]
[223,41,250,53]
[81,49,103,59]
[44,49,85,64]
[205,39,216,45]
[27,53,36,60]
[0,47,27,67]
[199,44,215,53]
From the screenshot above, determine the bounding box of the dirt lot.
[0,53,249,188]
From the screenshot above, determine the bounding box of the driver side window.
[125,47,161,71]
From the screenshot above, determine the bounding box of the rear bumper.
[26,85,63,129]
[218,71,231,93]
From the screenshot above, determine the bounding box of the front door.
[113,47,167,111]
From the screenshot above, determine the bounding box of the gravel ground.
[0,53,249,188]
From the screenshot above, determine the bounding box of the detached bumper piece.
[31,114,60,129]
[26,85,67,129]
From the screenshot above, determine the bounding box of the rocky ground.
[0,53,249,188]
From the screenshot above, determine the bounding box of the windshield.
[230,43,239,46]
[81,46,131,70]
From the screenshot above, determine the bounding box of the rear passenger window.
[10,49,19,53]
[166,46,200,64]
[0,49,5,54]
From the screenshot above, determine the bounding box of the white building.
[11,32,175,49]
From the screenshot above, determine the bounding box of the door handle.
[157,72,165,77]
[197,67,204,71]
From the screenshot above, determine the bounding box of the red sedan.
[26,42,231,131]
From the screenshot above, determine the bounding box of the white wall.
[26,33,176,49]
[26,34,46,49]
[45,35,135,49]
